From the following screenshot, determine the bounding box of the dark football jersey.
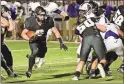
[1,27,7,43]
[112,5,124,31]
[75,17,99,38]
[24,16,54,41]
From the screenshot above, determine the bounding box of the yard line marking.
[13,61,76,67]
[11,47,77,51]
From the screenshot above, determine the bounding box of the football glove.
[64,16,69,21]
[60,43,68,51]
[35,29,44,36]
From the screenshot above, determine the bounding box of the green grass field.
[1,40,124,84]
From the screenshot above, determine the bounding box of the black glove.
[29,35,37,43]
[60,43,68,51]
[64,16,69,21]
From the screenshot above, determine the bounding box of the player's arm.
[96,24,107,32]
[51,27,68,51]
[7,17,14,31]
[1,17,9,27]
[21,29,30,41]
[117,28,124,38]
[54,9,69,21]
[21,18,31,41]
[51,27,61,38]
[1,12,14,31]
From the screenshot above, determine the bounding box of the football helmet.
[79,3,92,17]
[1,1,8,6]
[13,1,21,7]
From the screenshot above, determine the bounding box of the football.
[26,31,35,38]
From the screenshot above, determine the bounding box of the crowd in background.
[1,0,123,41]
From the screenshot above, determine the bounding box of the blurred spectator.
[67,0,79,18]
[100,2,117,21]
[76,0,85,5]
[9,1,21,40]
[16,6,25,39]
[120,1,124,6]
[67,0,79,41]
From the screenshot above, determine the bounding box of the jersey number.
[76,19,95,34]
[113,10,124,26]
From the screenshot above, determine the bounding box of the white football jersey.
[100,23,124,57]
[100,23,119,40]
[44,2,58,16]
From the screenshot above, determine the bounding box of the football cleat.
[72,76,79,80]
[89,70,96,79]
[105,70,112,76]
[117,67,124,73]
[34,58,45,68]
[26,71,32,78]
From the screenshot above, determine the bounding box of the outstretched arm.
[117,28,124,38]
[51,27,68,51]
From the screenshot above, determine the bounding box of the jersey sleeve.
[24,18,31,30]
[47,17,54,29]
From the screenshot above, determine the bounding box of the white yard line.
[11,47,77,51]
[14,61,76,67]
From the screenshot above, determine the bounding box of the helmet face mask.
[79,3,92,17]
[1,5,10,16]
[34,6,47,22]
[35,11,46,22]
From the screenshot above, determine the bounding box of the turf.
[1,41,124,84]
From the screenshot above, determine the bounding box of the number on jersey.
[113,10,124,26]
[76,18,95,34]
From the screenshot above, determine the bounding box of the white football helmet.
[13,1,21,7]
[28,2,40,11]
[44,2,58,16]
[79,3,92,17]
[1,1,8,6]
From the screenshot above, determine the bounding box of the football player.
[1,5,19,77]
[72,2,107,80]
[28,1,69,68]
[1,54,15,78]
[111,1,124,73]
[21,6,68,78]
[86,5,124,78]
[44,0,69,21]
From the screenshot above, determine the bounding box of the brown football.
[26,31,35,38]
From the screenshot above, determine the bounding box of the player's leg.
[1,43,19,77]
[1,54,15,77]
[1,43,13,72]
[34,42,47,68]
[76,43,81,63]
[93,36,107,78]
[26,42,38,78]
[72,36,91,80]
[104,51,118,76]
[115,40,124,73]
[88,56,98,79]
